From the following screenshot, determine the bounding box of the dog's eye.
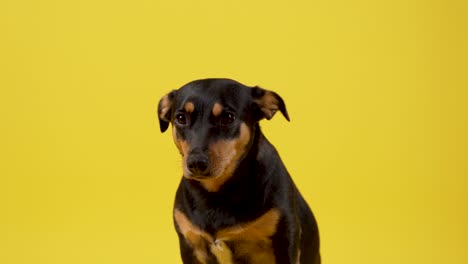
[220,112,235,125]
[175,114,188,126]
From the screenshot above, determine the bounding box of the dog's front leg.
[178,234,218,264]
[177,233,201,264]
[276,214,302,264]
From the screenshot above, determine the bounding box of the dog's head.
[158,78,289,191]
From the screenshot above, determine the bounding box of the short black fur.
[158,78,320,263]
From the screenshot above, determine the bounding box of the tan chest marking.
[174,208,281,264]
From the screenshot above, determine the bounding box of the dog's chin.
[182,165,225,181]
[184,174,215,181]
[183,170,219,181]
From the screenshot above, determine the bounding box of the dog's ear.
[157,90,177,133]
[251,86,290,121]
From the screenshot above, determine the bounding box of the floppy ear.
[157,90,177,133]
[251,86,290,121]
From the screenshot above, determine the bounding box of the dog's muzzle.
[186,153,210,176]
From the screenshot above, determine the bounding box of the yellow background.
[1,0,467,263]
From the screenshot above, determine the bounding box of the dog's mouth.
[180,149,243,192]
[182,151,225,180]
[183,172,218,181]
[181,161,209,179]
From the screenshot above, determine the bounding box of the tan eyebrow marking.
[184,102,195,113]
[212,103,223,117]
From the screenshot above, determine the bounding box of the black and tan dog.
[158,79,320,264]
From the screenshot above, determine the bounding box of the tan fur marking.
[174,208,280,264]
[172,126,189,156]
[233,242,277,263]
[216,208,280,241]
[254,91,279,119]
[210,240,234,264]
[174,209,212,264]
[212,103,223,117]
[159,94,172,121]
[174,209,234,264]
[216,208,280,263]
[184,102,195,113]
[200,123,251,192]
[173,126,191,176]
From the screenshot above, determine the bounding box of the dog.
[158,78,320,263]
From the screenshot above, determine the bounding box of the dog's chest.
[174,208,281,264]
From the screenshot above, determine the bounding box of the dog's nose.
[187,154,210,175]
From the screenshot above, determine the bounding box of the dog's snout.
[187,154,210,175]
